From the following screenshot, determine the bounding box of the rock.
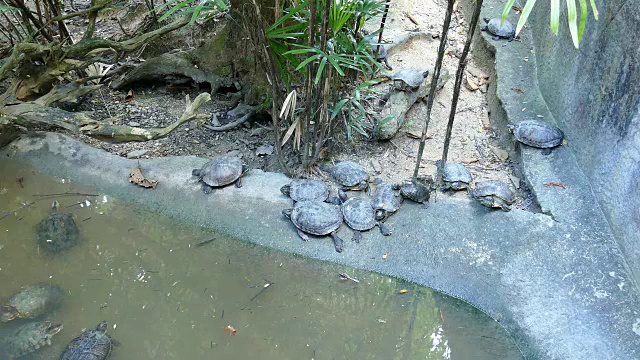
[490,145,509,161]
[250,127,268,137]
[255,144,274,156]
[417,68,450,102]
[466,63,488,79]
[126,149,149,159]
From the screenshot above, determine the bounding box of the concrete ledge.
[2,132,639,359]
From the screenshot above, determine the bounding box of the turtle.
[481,18,516,41]
[322,161,370,192]
[60,320,115,360]
[472,180,515,211]
[1,283,62,322]
[372,182,403,221]
[282,200,345,253]
[36,200,80,254]
[363,30,392,70]
[0,321,63,358]
[280,179,330,203]
[394,177,432,208]
[441,162,473,191]
[192,151,249,193]
[509,120,564,155]
[338,191,391,243]
[391,69,430,91]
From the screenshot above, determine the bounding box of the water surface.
[0,159,522,359]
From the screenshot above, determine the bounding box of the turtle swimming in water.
[481,18,516,41]
[37,200,80,254]
[0,321,63,358]
[192,151,249,193]
[280,179,330,203]
[60,320,115,360]
[1,283,62,322]
[282,200,345,253]
[338,191,391,242]
[472,180,515,211]
[509,120,564,155]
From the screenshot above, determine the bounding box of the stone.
[126,149,149,159]
[255,144,273,156]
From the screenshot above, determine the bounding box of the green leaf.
[578,0,587,43]
[331,98,350,120]
[566,0,579,48]
[590,0,598,20]
[326,55,345,76]
[550,0,560,34]
[158,0,191,22]
[501,0,517,23]
[315,57,328,84]
[515,0,537,36]
[295,54,321,71]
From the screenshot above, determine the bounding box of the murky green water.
[0,159,522,359]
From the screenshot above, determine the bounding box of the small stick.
[32,192,99,197]
[81,217,92,222]
[0,201,35,221]
[338,272,360,283]
[195,238,216,247]
[241,282,273,310]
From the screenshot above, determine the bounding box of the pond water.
[0,159,522,359]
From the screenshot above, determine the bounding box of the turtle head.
[282,209,293,219]
[0,305,20,322]
[192,168,202,178]
[51,200,60,211]
[374,209,386,221]
[44,321,63,338]
[483,17,490,24]
[422,70,430,79]
[96,320,108,333]
[338,189,348,202]
[280,184,291,196]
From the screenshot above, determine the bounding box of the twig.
[32,192,99,197]
[338,272,360,283]
[203,111,254,131]
[195,238,216,247]
[240,282,273,309]
[0,201,35,220]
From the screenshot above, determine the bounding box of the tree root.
[203,103,258,131]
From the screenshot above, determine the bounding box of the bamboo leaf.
[295,54,321,71]
[578,0,587,43]
[550,0,560,34]
[314,57,327,84]
[566,0,579,48]
[515,0,537,36]
[501,0,517,23]
[590,0,598,20]
[326,55,345,76]
[331,98,350,120]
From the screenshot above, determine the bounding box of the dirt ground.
[61,0,533,210]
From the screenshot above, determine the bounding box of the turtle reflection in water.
[1,283,62,322]
[37,200,80,254]
[60,320,116,360]
[0,321,63,358]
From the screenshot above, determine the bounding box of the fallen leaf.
[509,175,521,189]
[398,289,408,294]
[382,250,389,260]
[511,87,525,95]
[405,129,427,139]
[16,177,24,188]
[512,5,522,12]
[129,167,158,189]
[544,182,567,189]
[224,325,237,336]
[125,89,135,102]
[490,145,509,161]
[464,77,479,91]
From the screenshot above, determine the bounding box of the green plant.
[154,0,229,27]
[502,0,598,48]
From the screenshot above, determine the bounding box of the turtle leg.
[297,229,311,241]
[378,222,392,236]
[352,230,362,243]
[235,177,243,188]
[384,58,392,70]
[421,201,431,210]
[202,184,216,194]
[330,231,344,253]
[541,148,552,155]
[492,35,501,41]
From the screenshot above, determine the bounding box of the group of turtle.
[0,283,114,359]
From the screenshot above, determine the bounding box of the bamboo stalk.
[411,0,455,181]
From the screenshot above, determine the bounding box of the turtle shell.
[392,69,426,90]
[330,162,368,188]
[472,180,515,210]
[196,153,244,187]
[282,179,329,202]
[400,178,431,203]
[1,321,62,358]
[372,183,402,215]
[1,283,62,322]
[288,201,343,236]
[512,120,564,148]
[486,18,516,38]
[37,202,80,255]
[341,198,376,231]
[60,321,113,360]
[442,162,473,190]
